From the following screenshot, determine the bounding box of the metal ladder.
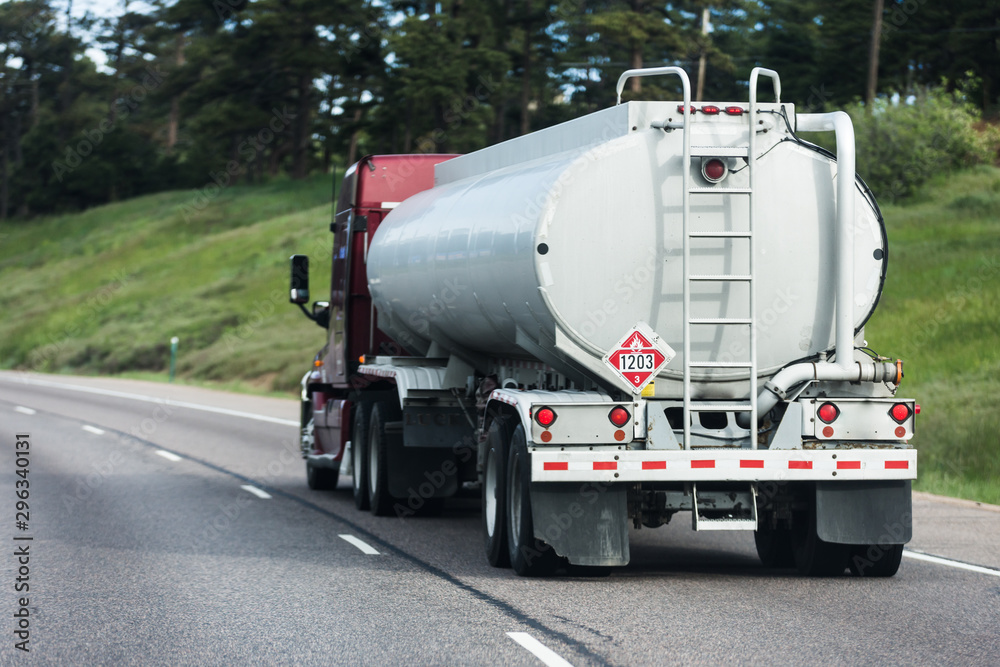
[682,67,781,454]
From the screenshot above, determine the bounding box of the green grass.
[1,165,998,504]
[0,173,334,395]
[866,165,1000,504]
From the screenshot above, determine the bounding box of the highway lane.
[1,371,998,665]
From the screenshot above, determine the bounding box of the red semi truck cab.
[292,154,456,480]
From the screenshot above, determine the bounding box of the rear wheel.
[793,490,849,577]
[506,425,559,577]
[368,401,401,517]
[482,416,513,568]
[351,403,370,511]
[755,517,795,569]
[849,543,904,577]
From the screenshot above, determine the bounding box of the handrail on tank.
[615,67,692,106]
[749,67,781,107]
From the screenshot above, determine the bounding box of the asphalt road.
[1,371,998,666]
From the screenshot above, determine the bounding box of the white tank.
[366,101,886,398]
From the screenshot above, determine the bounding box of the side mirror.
[289,255,309,304]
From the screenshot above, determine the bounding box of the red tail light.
[817,402,840,423]
[534,407,556,427]
[701,105,720,115]
[677,105,696,114]
[724,106,745,115]
[889,403,911,424]
[609,406,631,427]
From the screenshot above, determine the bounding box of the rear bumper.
[531,448,916,483]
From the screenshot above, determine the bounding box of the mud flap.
[530,482,630,567]
[816,480,912,545]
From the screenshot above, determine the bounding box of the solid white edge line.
[903,549,1000,578]
[240,485,272,499]
[82,425,105,435]
[338,534,381,555]
[5,376,298,426]
[15,406,36,415]
[506,632,575,667]
[155,450,182,462]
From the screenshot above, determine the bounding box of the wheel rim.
[369,429,379,494]
[485,449,498,537]
[508,452,522,546]
[352,437,362,491]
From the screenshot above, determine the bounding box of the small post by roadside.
[169,336,179,383]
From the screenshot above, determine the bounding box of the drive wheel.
[482,416,513,568]
[849,543,904,577]
[506,425,558,577]
[793,490,849,577]
[368,401,401,517]
[351,402,371,511]
[755,517,795,569]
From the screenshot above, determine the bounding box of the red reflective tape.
[593,461,617,470]
[691,460,715,469]
[543,462,568,471]
[885,461,909,469]
[642,461,666,470]
[788,461,812,470]
[740,460,764,468]
[837,461,861,470]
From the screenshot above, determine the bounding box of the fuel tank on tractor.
[366,101,886,398]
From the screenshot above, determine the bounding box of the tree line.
[1,0,997,218]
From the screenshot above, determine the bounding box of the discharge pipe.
[737,111,898,429]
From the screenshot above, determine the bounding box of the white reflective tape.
[155,450,182,462]
[15,406,36,415]
[82,425,105,435]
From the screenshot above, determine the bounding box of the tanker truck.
[289,67,917,577]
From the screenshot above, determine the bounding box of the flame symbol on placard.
[629,334,644,352]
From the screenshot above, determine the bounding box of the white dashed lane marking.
[240,485,272,499]
[339,535,380,555]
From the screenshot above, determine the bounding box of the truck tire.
[352,402,371,511]
[482,416,513,568]
[848,543,904,577]
[793,489,849,576]
[506,425,558,577]
[306,458,338,491]
[754,518,795,569]
[368,401,401,517]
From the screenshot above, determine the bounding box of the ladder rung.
[690,274,751,281]
[689,361,753,368]
[689,231,752,238]
[689,318,752,325]
[687,403,753,412]
[691,146,749,158]
[689,187,752,194]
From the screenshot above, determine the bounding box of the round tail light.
[608,406,631,428]
[534,407,556,427]
[889,403,911,424]
[817,402,840,423]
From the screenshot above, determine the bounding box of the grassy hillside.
[865,165,1000,504]
[0,174,334,395]
[1,167,997,503]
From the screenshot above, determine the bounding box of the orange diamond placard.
[603,322,675,393]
